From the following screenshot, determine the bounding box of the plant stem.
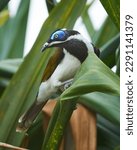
[42,99,77,150]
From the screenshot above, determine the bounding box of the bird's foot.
[59,79,73,91]
[64,81,72,90]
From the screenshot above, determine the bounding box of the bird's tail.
[16,101,46,132]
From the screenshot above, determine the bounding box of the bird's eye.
[54,34,58,39]
[50,30,66,41]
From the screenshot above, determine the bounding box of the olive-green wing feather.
[41,48,64,82]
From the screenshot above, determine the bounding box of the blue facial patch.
[50,30,66,41]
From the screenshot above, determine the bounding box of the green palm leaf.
[0,0,87,146]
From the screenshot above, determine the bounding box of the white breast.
[50,49,81,82]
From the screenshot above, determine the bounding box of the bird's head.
[41,29,80,52]
[41,29,100,59]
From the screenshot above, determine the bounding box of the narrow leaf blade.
[99,0,120,30]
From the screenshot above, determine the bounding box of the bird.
[17,28,100,132]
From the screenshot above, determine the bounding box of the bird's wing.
[41,48,64,82]
[17,48,64,132]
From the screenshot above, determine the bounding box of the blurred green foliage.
[0,0,120,150]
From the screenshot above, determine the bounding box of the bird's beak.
[41,42,49,52]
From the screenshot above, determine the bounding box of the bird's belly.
[50,49,81,82]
